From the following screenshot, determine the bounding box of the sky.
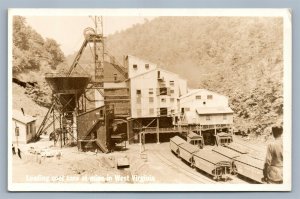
[26,16,155,56]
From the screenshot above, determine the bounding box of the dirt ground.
[11,135,267,184]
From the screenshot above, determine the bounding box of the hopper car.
[233,155,264,183]
[170,136,235,181]
[213,146,264,183]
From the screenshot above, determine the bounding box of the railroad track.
[148,145,216,184]
[233,138,266,152]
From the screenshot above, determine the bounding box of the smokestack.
[21,108,24,116]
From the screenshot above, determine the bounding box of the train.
[170,135,235,181]
[170,133,265,183]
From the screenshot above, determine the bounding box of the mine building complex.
[25,21,234,152]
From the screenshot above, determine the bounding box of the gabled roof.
[126,55,158,68]
[12,109,36,124]
[196,106,233,115]
[179,88,227,99]
[129,67,180,80]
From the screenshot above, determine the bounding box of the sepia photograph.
[7,9,291,191]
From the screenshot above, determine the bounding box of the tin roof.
[217,132,232,137]
[12,109,36,124]
[196,106,233,115]
[187,131,202,139]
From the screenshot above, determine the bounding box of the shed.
[12,109,37,144]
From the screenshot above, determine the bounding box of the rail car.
[215,132,233,146]
[193,150,232,181]
[170,136,186,156]
[177,142,200,164]
[213,146,264,183]
[233,155,264,183]
[170,136,235,181]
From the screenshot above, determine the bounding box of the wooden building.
[178,89,234,145]
[12,109,37,144]
[125,55,188,143]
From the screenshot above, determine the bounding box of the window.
[137,97,141,104]
[145,64,149,69]
[196,95,201,100]
[160,108,168,116]
[136,90,141,95]
[113,74,117,82]
[223,114,227,120]
[159,87,168,95]
[137,109,142,117]
[133,64,137,69]
[207,95,213,100]
[100,109,104,117]
[171,109,175,114]
[170,98,174,103]
[149,108,154,115]
[149,88,154,95]
[170,81,175,86]
[161,98,166,103]
[206,115,211,121]
[149,97,154,103]
[170,89,174,94]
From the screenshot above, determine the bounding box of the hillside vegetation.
[104,17,283,134]
[13,16,284,136]
[12,16,66,108]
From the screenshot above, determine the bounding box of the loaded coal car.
[193,150,233,181]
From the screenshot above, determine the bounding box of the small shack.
[12,109,37,144]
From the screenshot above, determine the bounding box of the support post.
[53,109,56,146]
[156,118,160,144]
[60,114,62,148]
[73,109,77,143]
[139,131,142,153]
[200,125,202,137]
[214,124,217,135]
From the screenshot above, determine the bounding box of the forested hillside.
[13,16,284,136]
[104,17,283,134]
[12,16,65,107]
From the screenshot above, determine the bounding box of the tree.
[44,38,65,69]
